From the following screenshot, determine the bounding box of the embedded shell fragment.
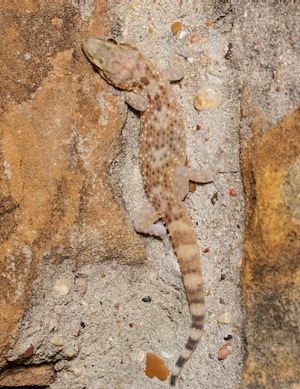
[193,88,220,111]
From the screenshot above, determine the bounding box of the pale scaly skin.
[82,36,219,387]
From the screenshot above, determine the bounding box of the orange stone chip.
[229,187,237,196]
[218,343,232,360]
[145,352,169,381]
[190,33,201,43]
[171,21,182,35]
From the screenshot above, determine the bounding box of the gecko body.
[82,36,219,387]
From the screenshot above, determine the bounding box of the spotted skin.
[82,36,219,387]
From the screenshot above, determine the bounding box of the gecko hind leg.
[134,203,166,239]
[203,148,238,194]
[172,166,216,201]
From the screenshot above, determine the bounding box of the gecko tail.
[170,317,204,387]
[166,210,206,387]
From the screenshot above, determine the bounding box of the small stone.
[229,187,237,196]
[171,21,182,35]
[75,277,87,295]
[64,350,77,358]
[211,191,218,205]
[72,367,82,376]
[218,312,231,324]
[51,338,64,347]
[190,33,201,43]
[161,351,172,359]
[53,279,71,296]
[178,30,188,41]
[145,353,169,381]
[218,343,232,360]
[193,89,220,111]
[18,344,34,358]
[132,350,146,363]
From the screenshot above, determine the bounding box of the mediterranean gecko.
[82,36,225,387]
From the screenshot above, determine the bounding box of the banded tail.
[167,207,205,387]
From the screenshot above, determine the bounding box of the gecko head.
[82,36,140,89]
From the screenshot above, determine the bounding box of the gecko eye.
[107,38,118,45]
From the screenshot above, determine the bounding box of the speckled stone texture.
[0,1,299,388]
[0,0,145,381]
[241,107,300,389]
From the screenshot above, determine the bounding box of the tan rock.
[0,1,145,371]
[0,364,55,387]
[241,106,300,388]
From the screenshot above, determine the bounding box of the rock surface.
[0,0,145,376]
[241,107,300,389]
[0,1,298,389]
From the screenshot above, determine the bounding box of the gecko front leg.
[124,91,148,112]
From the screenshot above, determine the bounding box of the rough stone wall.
[232,3,300,387]
[0,1,145,382]
[0,1,299,388]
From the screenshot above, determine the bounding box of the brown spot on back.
[141,76,150,85]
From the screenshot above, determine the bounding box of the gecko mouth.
[81,36,105,69]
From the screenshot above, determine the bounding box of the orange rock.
[0,1,145,372]
[145,352,169,381]
[241,105,300,387]
[171,21,182,35]
[218,343,232,360]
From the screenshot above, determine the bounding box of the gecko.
[82,36,226,387]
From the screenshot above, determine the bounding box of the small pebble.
[142,295,151,303]
[211,192,218,205]
[145,353,169,381]
[190,33,201,43]
[72,367,82,377]
[171,21,182,35]
[218,312,231,324]
[218,343,232,360]
[132,350,146,363]
[64,350,77,358]
[75,277,87,295]
[51,338,64,347]
[53,279,71,296]
[229,187,237,196]
[19,344,34,358]
[161,351,172,359]
[193,89,220,111]
[178,30,188,41]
